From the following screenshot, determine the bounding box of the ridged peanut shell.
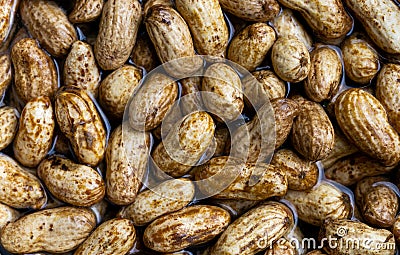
[0,106,18,151]
[69,0,104,23]
[20,0,78,57]
[219,0,280,22]
[335,88,400,166]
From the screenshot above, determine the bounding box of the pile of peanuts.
[1,0,400,254]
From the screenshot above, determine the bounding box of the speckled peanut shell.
[277,0,352,42]
[243,70,286,110]
[151,111,215,177]
[284,182,352,226]
[0,207,96,254]
[304,46,342,102]
[325,154,395,186]
[69,0,104,23]
[271,149,319,191]
[128,72,178,131]
[376,64,400,134]
[143,205,230,253]
[119,178,194,226]
[55,86,106,166]
[130,33,159,72]
[271,36,310,83]
[291,97,334,161]
[0,202,20,230]
[105,125,150,205]
[37,156,105,207]
[0,153,46,209]
[228,23,276,71]
[20,0,78,57]
[0,0,18,45]
[343,0,400,54]
[319,219,395,255]
[271,8,313,49]
[341,33,380,84]
[210,202,294,255]
[335,88,400,166]
[219,0,280,22]
[194,156,287,200]
[99,65,142,120]
[202,63,244,122]
[94,0,142,70]
[11,38,58,103]
[176,0,229,57]
[64,41,101,97]
[145,5,203,77]
[0,106,18,151]
[13,96,55,168]
[74,218,136,255]
[0,54,11,97]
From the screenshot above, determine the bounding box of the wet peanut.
[55,86,106,166]
[69,0,104,23]
[0,106,18,151]
[20,0,78,57]
[11,38,58,103]
[1,207,96,254]
[64,40,101,97]
[219,0,280,22]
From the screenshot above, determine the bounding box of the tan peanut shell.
[291,98,334,161]
[277,0,352,42]
[95,0,142,70]
[335,88,400,166]
[230,98,298,163]
[194,156,287,200]
[210,202,294,255]
[202,63,244,122]
[145,5,203,77]
[354,176,389,207]
[143,0,174,16]
[11,38,58,103]
[143,205,230,253]
[321,129,359,169]
[0,207,96,254]
[341,33,380,84]
[227,23,276,71]
[55,86,106,166]
[271,36,311,83]
[128,72,178,131]
[210,199,259,217]
[64,40,101,97]
[0,153,46,209]
[179,76,204,115]
[119,178,194,226]
[264,239,297,255]
[271,149,319,191]
[243,70,286,110]
[176,0,229,57]
[325,154,395,186]
[304,46,342,102]
[37,156,105,207]
[393,215,400,243]
[13,96,55,167]
[343,0,400,54]
[20,0,78,57]
[152,111,215,177]
[271,8,313,49]
[69,0,104,23]
[99,65,142,120]
[319,219,396,255]
[0,0,18,45]
[362,184,398,228]
[376,63,400,134]
[74,218,136,255]
[130,33,159,72]
[0,202,19,230]
[0,106,18,151]
[106,125,150,205]
[218,0,280,22]
[0,54,11,97]
[284,182,352,226]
